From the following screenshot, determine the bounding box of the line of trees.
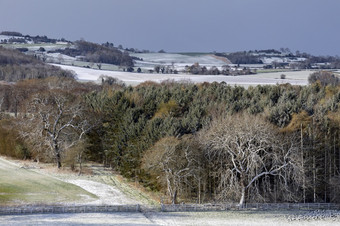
[215,52,263,64]
[1,73,340,204]
[185,63,253,75]
[0,31,69,44]
[0,31,23,36]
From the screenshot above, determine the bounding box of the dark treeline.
[1,75,340,204]
[0,31,69,44]
[51,40,134,67]
[0,31,23,37]
[0,46,74,82]
[302,57,340,70]
[215,52,263,64]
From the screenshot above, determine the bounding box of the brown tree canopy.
[308,71,340,86]
[0,46,75,82]
[142,136,201,204]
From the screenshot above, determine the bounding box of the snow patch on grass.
[63,179,138,205]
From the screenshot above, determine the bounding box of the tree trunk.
[78,159,82,176]
[198,178,201,204]
[53,139,62,169]
[56,152,62,169]
[301,123,306,203]
[165,173,176,204]
[325,137,327,202]
[54,143,62,169]
[172,189,178,204]
[14,97,18,118]
[78,152,83,176]
[313,154,316,202]
[239,185,246,206]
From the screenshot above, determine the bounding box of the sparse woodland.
[51,40,134,67]
[0,46,75,82]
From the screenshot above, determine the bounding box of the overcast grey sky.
[0,0,339,55]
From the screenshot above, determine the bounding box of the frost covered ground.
[0,157,96,205]
[62,179,138,205]
[2,158,340,225]
[54,64,310,87]
[0,156,143,206]
[0,212,154,225]
[2,211,340,226]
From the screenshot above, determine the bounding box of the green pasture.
[0,158,96,205]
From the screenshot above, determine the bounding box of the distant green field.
[256,69,291,73]
[0,157,96,205]
[66,61,121,71]
[177,52,210,56]
[0,43,68,51]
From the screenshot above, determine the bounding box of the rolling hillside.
[0,157,96,205]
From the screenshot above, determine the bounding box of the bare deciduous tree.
[200,113,301,205]
[21,90,93,168]
[142,136,197,204]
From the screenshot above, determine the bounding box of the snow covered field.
[54,64,310,87]
[131,53,227,65]
[131,52,228,71]
[0,35,27,42]
[261,57,307,64]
